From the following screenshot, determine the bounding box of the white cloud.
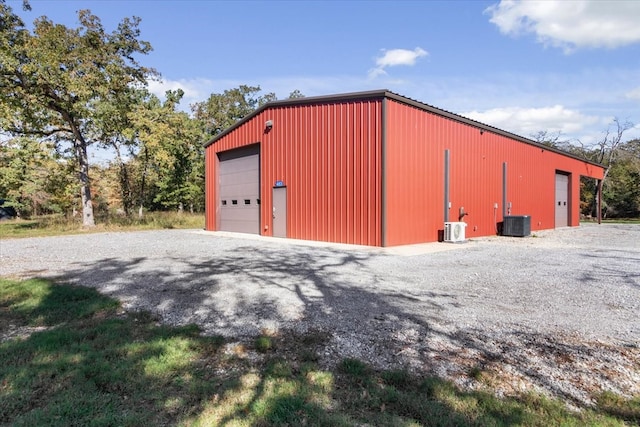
[147,75,371,108]
[368,47,428,79]
[461,105,600,137]
[147,78,215,104]
[626,87,640,100]
[141,73,635,145]
[485,0,640,52]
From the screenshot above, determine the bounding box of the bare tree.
[531,130,565,148]
[593,118,634,180]
[588,118,634,217]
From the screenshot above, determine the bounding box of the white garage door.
[218,145,260,234]
[555,173,569,228]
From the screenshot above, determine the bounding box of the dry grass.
[0,212,204,238]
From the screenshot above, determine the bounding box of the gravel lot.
[1,223,639,406]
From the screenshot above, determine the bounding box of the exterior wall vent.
[502,215,531,237]
[444,222,467,243]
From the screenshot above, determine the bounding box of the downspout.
[502,162,508,219]
[597,179,602,224]
[381,97,387,247]
[444,149,450,223]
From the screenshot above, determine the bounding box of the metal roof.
[203,89,604,168]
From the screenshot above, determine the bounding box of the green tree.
[92,87,149,217]
[0,137,48,216]
[288,89,306,99]
[191,85,305,137]
[601,138,640,217]
[192,85,276,137]
[0,137,76,216]
[130,89,206,214]
[0,4,155,226]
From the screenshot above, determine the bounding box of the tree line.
[0,3,302,225]
[1,3,638,226]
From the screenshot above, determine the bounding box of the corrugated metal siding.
[206,92,604,247]
[204,149,215,230]
[385,101,445,245]
[205,99,383,246]
[384,99,604,245]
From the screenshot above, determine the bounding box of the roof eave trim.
[203,89,605,169]
[383,91,605,169]
[203,90,389,148]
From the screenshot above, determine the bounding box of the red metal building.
[204,90,604,246]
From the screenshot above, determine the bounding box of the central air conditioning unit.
[444,222,467,243]
[502,215,531,237]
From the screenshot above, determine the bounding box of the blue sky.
[13,0,640,145]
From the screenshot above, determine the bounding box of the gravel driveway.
[1,223,639,406]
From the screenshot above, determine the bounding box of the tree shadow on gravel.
[579,250,640,288]
[45,240,640,414]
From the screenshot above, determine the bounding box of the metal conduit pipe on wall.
[444,149,450,223]
[502,162,507,219]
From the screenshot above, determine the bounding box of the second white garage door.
[555,172,569,228]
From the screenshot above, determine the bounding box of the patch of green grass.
[382,368,412,388]
[0,278,224,426]
[339,358,369,378]
[596,391,640,425]
[467,365,485,381]
[336,364,635,427]
[254,335,274,353]
[0,212,204,239]
[1,277,638,427]
[0,278,119,328]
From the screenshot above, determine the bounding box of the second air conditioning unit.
[444,222,467,243]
